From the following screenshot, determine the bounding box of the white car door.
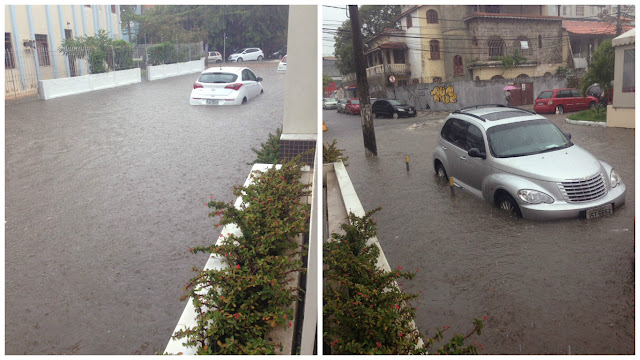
[241,69,256,98]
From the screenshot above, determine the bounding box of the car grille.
[557,173,607,203]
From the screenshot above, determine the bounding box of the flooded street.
[5,61,285,354]
[323,109,634,354]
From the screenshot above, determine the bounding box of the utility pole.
[349,5,377,156]
[616,5,621,36]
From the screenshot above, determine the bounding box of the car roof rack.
[451,110,486,122]
[460,104,506,111]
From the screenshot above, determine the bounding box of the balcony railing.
[366,63,409,76]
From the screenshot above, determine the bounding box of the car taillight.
[193,83,203,89]
[281,56,286,63]
[225,83,243,91]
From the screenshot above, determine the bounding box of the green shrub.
[171,156,311,354]
[147,42,184,65]
[567,109,607,122]
[324,209,485,355]
[248,128,282,165]
[323,139,349,165]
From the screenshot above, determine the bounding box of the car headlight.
[517,189,554,204]
[397,108,405,112]
[610,169,621,188]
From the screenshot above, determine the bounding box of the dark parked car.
[372,99,417,118]
[586,83,613,105]
[272,45,287,59]
[533,88,598,114]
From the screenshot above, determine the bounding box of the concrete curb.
[565,118,607,127]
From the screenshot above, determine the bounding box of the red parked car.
[533,88,598,114]
[345,99,360,115]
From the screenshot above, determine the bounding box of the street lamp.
[223,32,227,63]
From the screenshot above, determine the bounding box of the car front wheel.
[496,193,522,217]
[392,112,399,119]
[237,57,243,62]
[435,162,448,180]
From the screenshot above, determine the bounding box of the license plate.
[206,100,222,105]
[585,204,613,219]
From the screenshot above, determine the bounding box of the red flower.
[370,304,373,308]
[210,196,214,199]
[288,322,292,327]
[283,314,287,319]
[395,272,400,276]
[235,264,241,269]
[331,340,338,346]
[484,316,488,320]
[357,292,362,296]
[397,265,403,270]
[376,342,382,348]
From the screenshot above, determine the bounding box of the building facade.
[5,5,121,99]
[607,28,635,128]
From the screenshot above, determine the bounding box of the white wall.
[39,67,140,99]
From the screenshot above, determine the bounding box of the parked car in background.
[586,83,613,105]
[372,99,417,118]
[272,45,287,59]
[190,66,263,105]
[323,97,338,109]
[533,88,598,114]
[206,51,222,64]
[227,48,264,62]
[345,99,360,115]
[432,105,625,220]
[277,55,287,73]
[336,99,348,113]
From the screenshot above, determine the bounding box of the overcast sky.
[322,5,349,57]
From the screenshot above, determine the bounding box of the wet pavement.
[5,61,285,354]
[323,108,634,354]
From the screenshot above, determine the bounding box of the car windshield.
[351,100,360,104]
[199,72,238,84]
[235,48,247,54]
[537,91,554,99]
[387,100,407,106]
[486,119,573,158]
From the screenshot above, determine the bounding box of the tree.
[580,39,615,98]
[333,5,401,74]
[134,5,288,56]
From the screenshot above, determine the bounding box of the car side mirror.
[468,147,486,159]
[256,77,263,82]
[563,131,572,140]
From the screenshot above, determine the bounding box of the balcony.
[366,63,410,77]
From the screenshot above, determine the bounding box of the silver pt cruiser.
[432,105,625,220]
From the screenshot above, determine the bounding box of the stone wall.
[388,75,567,111]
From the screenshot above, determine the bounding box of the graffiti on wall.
[430,85,457,104]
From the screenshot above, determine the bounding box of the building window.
[488,36,505,59]
[485,5,500,13]
[84,5,91,8]
[430,40,440,60]
[393,49,405,64]
[427,10,439,24]
[432,77,442,83]
[35,34,50,66]
[538,35,542,49]
[386,49,391,64]
[622,49,635,93]
[453,55,464,76]
[517,36,531,56]
[562,6,567,16]
[576,5,584,17]
[406,14,412,29]
[111,5,116,13]
[5,33,15,69]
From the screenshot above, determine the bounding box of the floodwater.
[5,61,286,354]
[323,109,634,354]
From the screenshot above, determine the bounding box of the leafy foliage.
[59,30,135,74]
[501,49,526,69]
[580,39,615,97]
[324,209,485,355]
[555,66,570,75]
[145,41,193,65]
[322,139,349,166]
[248,128,282,165]
[171,156,311,354]
[135,6,288,56]
[333,5,401,75]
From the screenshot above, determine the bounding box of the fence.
[5,42,204,103]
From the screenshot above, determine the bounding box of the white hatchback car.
[190,67,264,106]
[277,55,287,73]
[227,48,264,62]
